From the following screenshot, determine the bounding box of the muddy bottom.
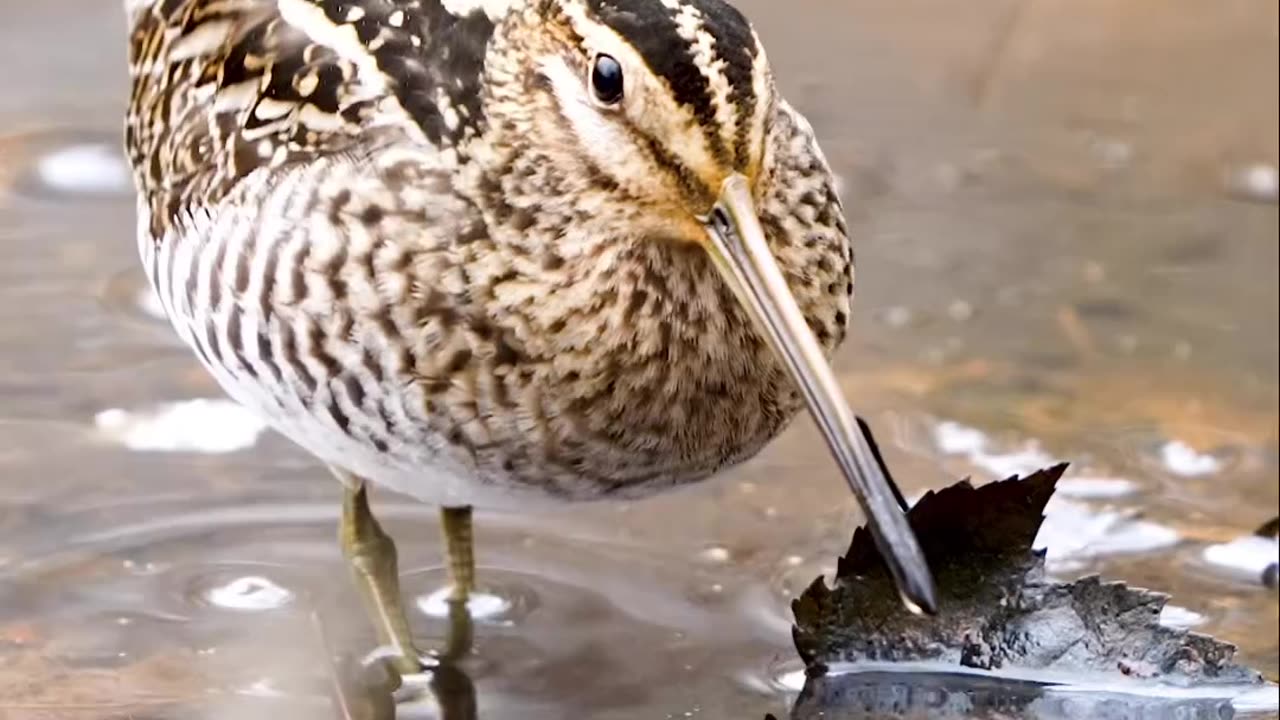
[0,1,1276,719]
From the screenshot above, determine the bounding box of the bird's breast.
[465,231,849,500]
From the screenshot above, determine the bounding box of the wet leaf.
[792,464,1264,686]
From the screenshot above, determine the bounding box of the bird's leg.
[438,506,475,661]
[440,506,476,599]
[335,470,424,676]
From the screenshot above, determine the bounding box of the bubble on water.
[205,576,294,612]
[94,399,267,453]
[35,143,131,195]
[1160,441,1222,478]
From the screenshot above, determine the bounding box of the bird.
[123,0,936,675]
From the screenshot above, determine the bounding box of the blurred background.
[0,1,1276,718]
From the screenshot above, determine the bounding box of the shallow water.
[0,1,1276,719]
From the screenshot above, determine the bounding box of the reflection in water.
[356,661,479,720]
[319,614,477,720]
[792,673,1241,720]
[423,663,479,720]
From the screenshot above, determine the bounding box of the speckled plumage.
[124,0,853,508]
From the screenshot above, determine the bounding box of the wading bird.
[124,0,936,673]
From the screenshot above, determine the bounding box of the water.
[0,1,1276,718]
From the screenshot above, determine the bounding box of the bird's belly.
[155,284,795,510]
[138,222,526,508]
[165,302,585,510]
[169,316,789,510]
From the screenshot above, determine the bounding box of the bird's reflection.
[321,602,478,720]
[328,653,478,720]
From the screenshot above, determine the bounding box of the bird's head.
[479,0,936,614]
[485,0,771,234]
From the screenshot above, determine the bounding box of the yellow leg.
[336,471,424,676]
[439,506,475,660]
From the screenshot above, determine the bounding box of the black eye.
[590,54,625,105]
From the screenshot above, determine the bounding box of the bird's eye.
[590,54,625,105]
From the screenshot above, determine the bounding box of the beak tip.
[902,571,939,616]
[877,527,938,616]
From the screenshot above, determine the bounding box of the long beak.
[703,174,937,615]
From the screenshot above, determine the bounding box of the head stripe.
[583,0,759,171]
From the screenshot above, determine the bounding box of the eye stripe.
[583,0,760,169]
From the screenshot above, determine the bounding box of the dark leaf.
[792,463,1263,688]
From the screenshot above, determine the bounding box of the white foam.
[933,421,1179,568]
[933,420,1057,478]
[35,143,131,194]
[1203,535,1279,578]
[1158,605,1206,630]
[1228,163,1279,203]
[934,420,988,455]
[94,399,267,453]
[1160,441,1222,477]
[1038,496,1180,570]
[206,576,294,611]
[698,546,732,563]
[416,588,511,623]
[1055,477,1139,500]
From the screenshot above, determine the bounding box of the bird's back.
[124,0,516,504]
[124,0,499,229]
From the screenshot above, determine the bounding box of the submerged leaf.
[792,464,1263,687]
